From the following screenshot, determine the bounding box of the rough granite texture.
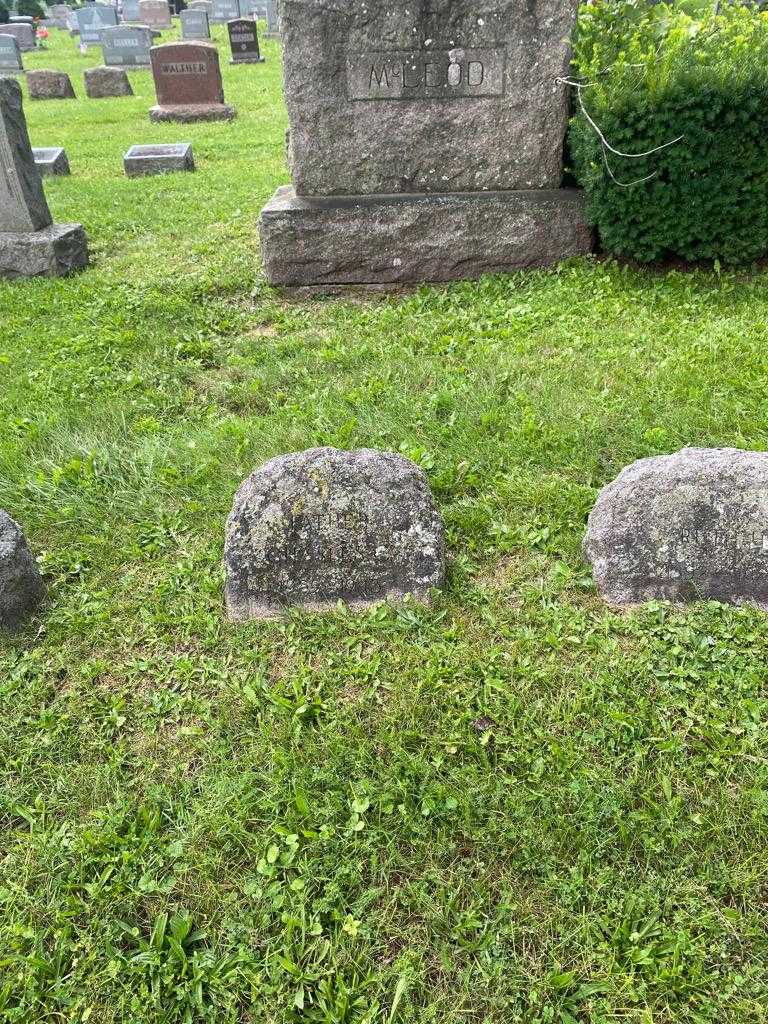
[281,0,578,196]
[0,223,89,278]
[0,23,35,51]
[224,447,446,620]
[259,185,592,285]
[27,70,77,100]
[149,102,235,122]
[0,78,52,233]
[584,448,768,610]
[0,33,24,72]
[0,510,44,629]
[84,66,134,98]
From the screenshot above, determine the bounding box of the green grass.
[2,24,768,1024]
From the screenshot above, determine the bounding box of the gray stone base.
[149,102,235,123]
[0,224,89,279]
[258,186,593,286]
[230,56,265,63]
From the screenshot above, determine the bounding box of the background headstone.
[224,448,446,620]
[227,17,263,63]
[0,22,35,51]
[149,41,235,121]
[76,4,119,45]
[27,70,76,100]
[180,8,210,39]
[210,0,239,23]
[0,511,45,630]
[121,0,141,20]
[584,448,768,610]
[84,66,134,96]
[262,0,278,36]
[101,24,152,66]
[188,0,214,17]
[0,33,24,71]
[138,0,172,29]
[50,4,73,28]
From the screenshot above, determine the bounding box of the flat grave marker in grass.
[123,141,195,176]
[180,8,210,40]
[224,447,446,621]
[32,146,71,176]
[101,24,153,67]
[227,16,263,63]
[0,77,88,276]
[259,0,592,286]
[0,32,24,72]
[149,40,236,121]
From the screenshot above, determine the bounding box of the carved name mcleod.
[347,48,505,101]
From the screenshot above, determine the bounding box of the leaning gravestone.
[101,25,153,67]
[0,80,88,277]
[180,8,210,40]
[1,22,35,51]
[149,41,235,121]
[84,65,134,97]
[224,448,446,620]
[138,0,172,30]
[0,33,24,71]
[122,0,141,21]
[259,0,591,286]
[27,70,76,99]
[227,17,263,63]
[211,0,239,22]
[76,3,119,45]
[0,510,45,629]
[584,448,768,610]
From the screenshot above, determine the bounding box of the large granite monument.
[101,25,153,67]
[584,448,768,611]
[258,0,591,286]
[0,79,88,278]
[224,447,445,620]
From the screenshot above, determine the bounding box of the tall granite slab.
[211,0,239,22]
[227,17,263,63]
[138,0,172,29]
[76,4,118,45]
[224,448,446,620]
[122,0,141,20]
[0,33,24,71]
[1,23,35,51]
[148,41,235,121]
[181,8,210,39]
[258,0,592,286]
[101,24,153,66]
[0,78,88,277]
[584,448,768,611]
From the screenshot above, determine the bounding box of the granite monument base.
[230,55,264,64]
[149,102,235,122]
[258,186,593,287]
[0,223,89,279]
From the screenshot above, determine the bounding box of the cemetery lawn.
[4,27,768,1024]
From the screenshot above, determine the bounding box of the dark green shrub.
[0,2,9,24]
[570,1,768,263]
[16,0,46,16]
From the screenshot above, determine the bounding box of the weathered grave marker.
[258,0,591,286]
[121,0,141,21]
[188,0,214,18]
[27,70,76,99]
[211,0,239,23]
[262,0,278,37]
[101,25,153,67]
[84,66,133,96]
[138,0,172,30]
[0,78,88,277]
[227,17,263,63]
[76,3,118,46]
[149,41,235,121]
[49,3,73,29]
[33,147,71,176]
[584,448,768,610]
[180,8,210,40]
[0,33,24,71]
[224,447,446,620]
[123,142,194,176]
[0,510,45,629]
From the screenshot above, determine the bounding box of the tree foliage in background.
[0,2,9,24]
[16,0,46,17]
[570,1,768,263]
